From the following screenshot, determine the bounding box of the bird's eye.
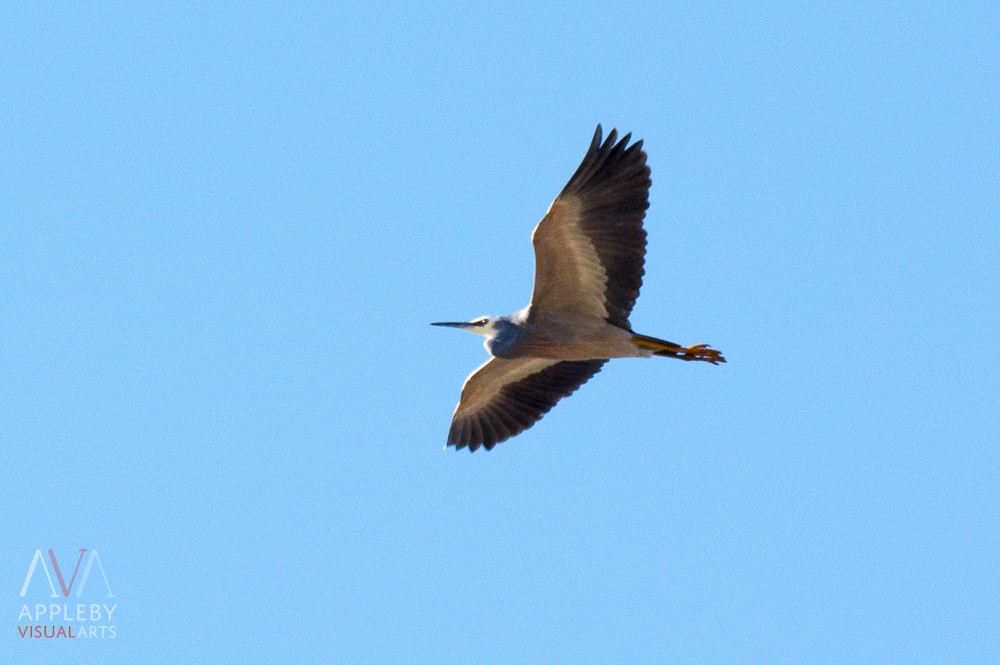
[475,318,488,326]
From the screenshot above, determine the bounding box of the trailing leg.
[631,332,726,364]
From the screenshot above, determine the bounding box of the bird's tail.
[631,333,726,364]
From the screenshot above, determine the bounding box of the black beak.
[431,321,470,329]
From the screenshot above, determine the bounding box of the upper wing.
[447,357,607,451]
[530,126,651,329]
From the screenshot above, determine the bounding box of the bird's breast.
[485,322,523,358]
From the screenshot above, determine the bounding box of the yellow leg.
[632,335,726,364]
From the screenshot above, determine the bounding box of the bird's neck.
[485,320,520,358]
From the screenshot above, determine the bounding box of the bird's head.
[431,316,504,339]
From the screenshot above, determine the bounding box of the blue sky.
[3,2,998,663]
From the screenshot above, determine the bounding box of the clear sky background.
[3,2,998,663]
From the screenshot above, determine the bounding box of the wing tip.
[446,424,487,453]
[447,425,504,452]
[562,124,646,197]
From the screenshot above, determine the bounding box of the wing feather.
[530,126,651,328]
[447,357,607,451]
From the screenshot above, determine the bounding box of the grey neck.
[486,319,521,358]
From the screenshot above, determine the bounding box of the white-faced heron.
[434,125,725,451]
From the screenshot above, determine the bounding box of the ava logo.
[17,548,118,640]
[20,549,114,599]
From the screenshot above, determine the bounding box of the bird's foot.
[680,344,726,364]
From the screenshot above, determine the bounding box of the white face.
[467,316,498,338]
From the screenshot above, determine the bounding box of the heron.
[434,125,725,451]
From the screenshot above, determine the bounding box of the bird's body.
[482,311,642,361]
[434,126,724,451]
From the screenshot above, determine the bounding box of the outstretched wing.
[447,357,607,451]
[530,125,651,329]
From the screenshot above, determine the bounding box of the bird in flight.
[434,125,724,451]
